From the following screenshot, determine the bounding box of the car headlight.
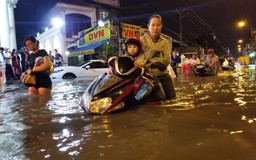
[53,69,64,73]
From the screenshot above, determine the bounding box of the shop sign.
[78,21,111,47]
[69,49,95,57]
[121,23,141,38]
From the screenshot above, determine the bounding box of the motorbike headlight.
[88,97,112,114]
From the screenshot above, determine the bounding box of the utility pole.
[176,6,189,44]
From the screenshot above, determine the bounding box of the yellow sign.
[78,21,111,47]
[121,23,141,38]
[238,55,249,65]
[85,27,110,43]
[69,49,95,57]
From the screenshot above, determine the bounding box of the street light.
[238,39,243,43]
[98,20,105,28]
[237,45,242,53]
[51,17,63,28]
[237,20,254,39]
[237,21,246,28]
[237,39,243,53]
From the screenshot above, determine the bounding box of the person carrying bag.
[22,36,53,96]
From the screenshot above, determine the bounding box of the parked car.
[51,59,109,80]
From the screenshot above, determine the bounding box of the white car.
[51,59,109,80]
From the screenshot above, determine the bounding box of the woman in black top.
[23,36,52,96]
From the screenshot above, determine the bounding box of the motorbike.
[80,56,154,115]
[193,63,208,76]
[221,58,235,70]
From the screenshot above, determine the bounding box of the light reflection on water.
[0,68,256,160]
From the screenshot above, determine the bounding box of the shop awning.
[68,40,105,57]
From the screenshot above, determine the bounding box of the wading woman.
[22,36,52,96]
[140,14,176,100]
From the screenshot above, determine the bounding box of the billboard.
[121,23,141,38]
[78,21,111,47]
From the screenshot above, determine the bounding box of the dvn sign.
[86,29,109,42]
[78,21,111,47]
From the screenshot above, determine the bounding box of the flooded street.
[1,67,256,160]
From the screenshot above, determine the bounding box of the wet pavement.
[0,67,256,160]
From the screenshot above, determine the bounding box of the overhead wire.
[175,0,229,51]
[86,0,226,49]
[174,0,214,33]
[189,10,215,36]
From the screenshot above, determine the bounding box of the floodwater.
[1,67,256,160]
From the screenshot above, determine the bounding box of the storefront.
[68,40,105,65]
[68,20,118,65]
[68,21,173,65]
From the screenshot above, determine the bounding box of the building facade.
[36,3,97,64]
[0,0,18,50]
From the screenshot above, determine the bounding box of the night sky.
[14,0,256,57]
[14,0,85,48]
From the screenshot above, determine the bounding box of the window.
[98,10,109,20]
[89,62,107,68]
